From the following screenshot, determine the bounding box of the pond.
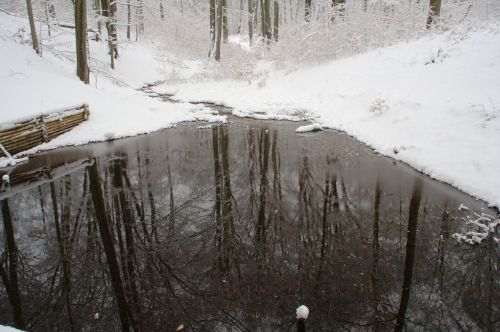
[0,115,498,331]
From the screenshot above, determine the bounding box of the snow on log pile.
[0,104,89,158]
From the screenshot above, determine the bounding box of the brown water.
[0,117,498,331]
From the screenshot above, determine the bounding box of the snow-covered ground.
[0,325,23,332]
[152,24,500,209]
[0,11,223,153]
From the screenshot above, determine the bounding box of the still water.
[0,117,498,331]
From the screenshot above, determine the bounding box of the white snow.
[295,123,324,133]
[2,174,9,183]
[0,12,224,158]
[0,325,24,332]
[452,211,499,245]
[155,24,500,208]
[296,305,310,320]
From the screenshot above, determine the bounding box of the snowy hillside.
[154,24,500,208]
[0,11,222,147]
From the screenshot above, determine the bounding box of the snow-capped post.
[296,305,309,332]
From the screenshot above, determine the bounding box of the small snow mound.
[458,204,469,211]
[370,99,389,114]
[296,305,309,320]
[197,125,213,129]
[295,123,323,133]
[2,174,9,183]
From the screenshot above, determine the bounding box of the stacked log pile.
[0,104,89,157]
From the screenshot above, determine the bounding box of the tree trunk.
[75,0,90,84]
[273,1,279,41]
[26,0,41,55]
[304,0,311,23]
[209,0,216,57]
[427,0,442,29]
[127,0,131,40]
[100,0,115,68]
[247,0,253,44]
[264,0,271,41]
[223,0,229,43]
[215,0,223,60]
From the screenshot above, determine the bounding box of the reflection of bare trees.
[88,159,136,331]
[395,179,422,331]
[0,124,498,331]
[0,199,25,330]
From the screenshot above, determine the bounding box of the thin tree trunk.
[427,0,442,29]
[304,0,311,22]
[215,0,224,60]
[273,1,279,41]
[247,0,253,44]
[223,0,229,43]
[209,0,216,57]
[127,0,131,39]
[26,0,41,55]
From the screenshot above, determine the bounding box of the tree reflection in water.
[0,121,498,331]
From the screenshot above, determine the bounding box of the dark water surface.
[0,117,498,331]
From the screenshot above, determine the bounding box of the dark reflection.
[0,119,499,331]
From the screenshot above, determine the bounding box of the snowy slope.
[0,12,223,151]
[0,325,23,332]
[155,24,500,208]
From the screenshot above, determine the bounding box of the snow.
[295,123,324,133]
[2,174,9,183]
[452,211,499,245]
[0,12,224,157]
[0,325,24,332]
[296,305,310,320]
[154,24,500,208]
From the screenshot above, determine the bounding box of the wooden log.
[0,104,89,158]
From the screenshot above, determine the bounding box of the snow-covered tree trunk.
[75,0,90,83]
[26,0,40,55]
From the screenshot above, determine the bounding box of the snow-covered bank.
[0,12,223,155]
[155,24,500,208]
[0,325,23,332]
